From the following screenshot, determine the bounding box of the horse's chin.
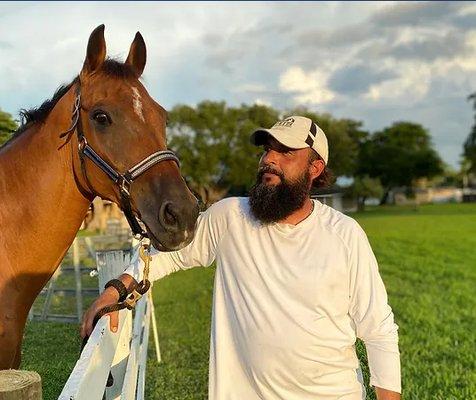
[145,226,192,252]
[146,229,174,252]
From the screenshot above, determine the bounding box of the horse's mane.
[14,79,79,137]
[6,59,137,142]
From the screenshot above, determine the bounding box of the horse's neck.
[0,90,91,310]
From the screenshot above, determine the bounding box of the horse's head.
[72,25,198,251]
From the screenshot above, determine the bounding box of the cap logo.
[273,117,295,128]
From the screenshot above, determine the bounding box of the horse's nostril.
[164,204,177,226]
[159,201,180,232]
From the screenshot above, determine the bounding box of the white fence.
[59,249,160,400]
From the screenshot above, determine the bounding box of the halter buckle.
[133,232,145,240]
[123,289,143,310]
[78,136,88,152]
[119,176,132,196]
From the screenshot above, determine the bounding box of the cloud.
[233,83,268,94]
[453,12,476,30]
[390,31,467,61]
[328,64,396,95]
[296,2,472,56]
[298,24,374,49]
[0,41,12,49]
[281,3,476,104]
[202,19,296,75]
[279,66,335,105]
[364,63,432,102]
[0,2,474,169]
[369,2,462,28]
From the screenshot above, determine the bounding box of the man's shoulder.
[208,196,247,213]
[205,197,249,222]
[316,201,363,242]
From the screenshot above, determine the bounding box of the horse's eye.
[92,111,111,126]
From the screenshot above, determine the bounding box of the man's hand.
[375,386,401,400]
[80,273,139,338]
[80,286,120,338]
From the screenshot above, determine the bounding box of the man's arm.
[124,198,231,282]
[80,272,139,338]
[81,198,232,338]
[348,222,402,395]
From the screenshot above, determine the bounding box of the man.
[82,116,401,400]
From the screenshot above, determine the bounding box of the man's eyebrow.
[275,143,294,152]
[263,141,294,152]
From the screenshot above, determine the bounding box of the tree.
[0,109,17,146]
[348,176,383,212]
[463,93,476,173]
[357,122,444,204]
[167,101,279,206]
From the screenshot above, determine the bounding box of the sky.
[1,1,475,169]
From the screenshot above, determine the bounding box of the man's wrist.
[119,273,140,293]
[106,279,130,301]
[101,274,139,303]
[103,285,120,302]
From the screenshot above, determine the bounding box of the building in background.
[81,198,130,235]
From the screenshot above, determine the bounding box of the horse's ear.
[81,24,106,76]
[125,32,146,78]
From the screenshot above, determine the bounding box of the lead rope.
[121,243,151,309]
[81,242,152,390]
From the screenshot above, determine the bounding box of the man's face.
[257,137,313,188]
[248,136,315,224]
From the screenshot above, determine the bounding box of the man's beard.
[248,165,311,224]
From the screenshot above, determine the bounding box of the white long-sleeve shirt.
[125,197,401,399]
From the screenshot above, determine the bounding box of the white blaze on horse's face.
[131,86,145,122]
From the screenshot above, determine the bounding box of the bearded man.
[82,116,401,400]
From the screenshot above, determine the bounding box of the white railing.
[59,249,160,400]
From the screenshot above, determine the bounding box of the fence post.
[0,370,42,400]
[40,268,60,321]
[59,247,156,400]
[149,291,161,363]
[73,238,83,323]
[59,250,131,400]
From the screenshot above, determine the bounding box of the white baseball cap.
[250,116,329,165]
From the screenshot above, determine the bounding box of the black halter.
[60,84,180,239]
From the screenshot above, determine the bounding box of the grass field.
[21,203,476,399]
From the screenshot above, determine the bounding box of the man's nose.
[261,149,278,165]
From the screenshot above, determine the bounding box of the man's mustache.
[257,165,284,180]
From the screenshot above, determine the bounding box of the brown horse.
[0,25,199,369]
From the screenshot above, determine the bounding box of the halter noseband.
[60,84,180,239]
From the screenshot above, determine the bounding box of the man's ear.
[309,152,326,182]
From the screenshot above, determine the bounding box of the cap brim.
[250,129,308,150]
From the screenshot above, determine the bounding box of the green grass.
[354,203,476,400]
[21,203,476,399]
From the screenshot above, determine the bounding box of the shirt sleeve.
[348,222,401,393]
[124,198,230,282]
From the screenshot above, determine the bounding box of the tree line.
[166,102,446,206]
[2,96,475,207]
